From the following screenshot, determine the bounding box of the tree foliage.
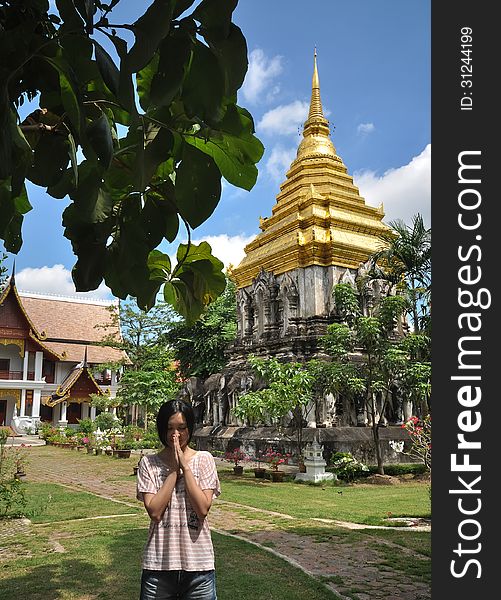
[322,283,431,474]
[167,275,237,378]
[0,0,263,320]
[94,298,180,422]
[234,355,315,458]
[369,214,431,333]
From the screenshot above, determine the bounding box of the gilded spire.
[297,50,336,159]
[231,50,391,289]
[307,49,324,121]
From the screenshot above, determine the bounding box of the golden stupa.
[232,52,390,289]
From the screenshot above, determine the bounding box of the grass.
[218,471,430,525]
[0,447,431,598]
[0,483,340,600]
[23,483,141,523]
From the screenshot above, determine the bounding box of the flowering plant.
[81,436,94,448]
[223,447,249,467]
[329,452,369,482]
[402,414,431,472]
[264,448,291,471]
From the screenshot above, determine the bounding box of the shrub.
[94,412,121,432]
[64,426,76,439]
[223,448,249,467]
[367,463,427,476]
[77,418,96,436]
[329,452,369,482]
[0,433,27,517]
[39,423,58,441]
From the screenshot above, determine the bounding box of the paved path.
[10,441,431,600]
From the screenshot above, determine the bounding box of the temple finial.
[83,346,88,368]
[297,50,336,159]
[308,49,324,121]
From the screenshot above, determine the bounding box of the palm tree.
[369,214,431,333]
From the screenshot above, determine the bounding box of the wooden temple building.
[0,274,128,432]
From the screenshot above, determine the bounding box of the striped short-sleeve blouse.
[136,451,221,571]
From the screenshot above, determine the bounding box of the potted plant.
[224,447,248,475]
[82,435,95,454]
[252,450,266,478]
[94,437,104,455]
[113,436,132,458]
[264,448,291,482]
[14,443,30,480]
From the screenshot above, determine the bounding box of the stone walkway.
[7,442,431,600]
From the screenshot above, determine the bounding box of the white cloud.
[357,122,375,135]
[265,145,297,181]
[258,100,309,136]
[190,234,257,270]
[354,144,431,227]
[241,49,283,105]
[16,264,113,300]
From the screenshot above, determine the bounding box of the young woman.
[137,399,221,600]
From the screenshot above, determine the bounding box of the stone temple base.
[295,471,336,483]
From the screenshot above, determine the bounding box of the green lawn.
[0,482,340,600]
[218,471,431,525]
[24,482,142,523]
[0,466,431,599]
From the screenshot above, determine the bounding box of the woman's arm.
[174,437,214,520]
[142,469,178,523]
[182,468,214,520]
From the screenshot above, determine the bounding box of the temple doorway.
[67,403,82,424]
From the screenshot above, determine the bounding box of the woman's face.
[166,412,189,449]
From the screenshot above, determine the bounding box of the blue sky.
[6,0,431,300]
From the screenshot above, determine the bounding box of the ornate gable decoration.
[48,359,104,407]
[0,276,60,359]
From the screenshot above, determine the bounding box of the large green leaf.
[136,54,159,112]
[60,35,95,84]
[0,180,32,253]
[136,124,176,191]
[162,241,226,322]
[55,0,85,33]
[192,0,238,38]
[202,23,248,97]
[74,0,95,32]
[176,144,221,229]
[173,0,196,19]
[148,32,192,108]
[182,41,225,122]
[44,55,82,135]
[0,88,13,180]
[94,41,120,96]
[142,194,180,246]
[184,115,264,190]
[9,118,33,198]
[87,113,114,168]
[109,33,138,117]
[67,161,113,223]
[126,0,176,73]
[28,133,70,187]
[147,249,171,281]
[70,239,108,291]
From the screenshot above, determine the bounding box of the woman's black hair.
[156,399,195,446]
